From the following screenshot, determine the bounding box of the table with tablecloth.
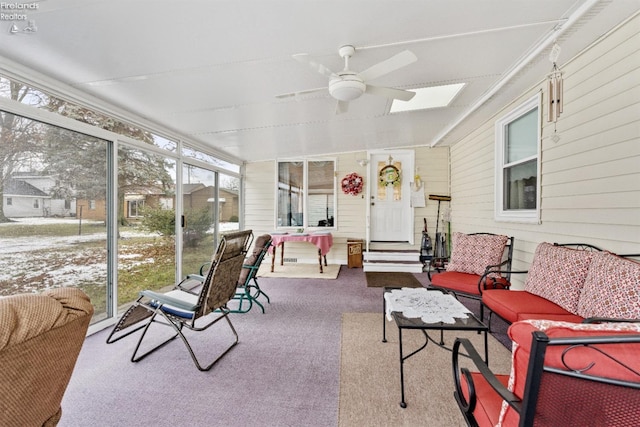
[269,233,333,273]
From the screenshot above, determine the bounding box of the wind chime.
[547,43,563,124]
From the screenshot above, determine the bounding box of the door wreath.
[379,164,401,188]
[341,172,363,196]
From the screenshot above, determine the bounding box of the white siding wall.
[245,147,449,264]
[450,14,640,289]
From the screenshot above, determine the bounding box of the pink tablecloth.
[269,233,333,256]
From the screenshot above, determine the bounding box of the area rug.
[257,262,340,279]
[338,312,512,427]
[365,271,423,288]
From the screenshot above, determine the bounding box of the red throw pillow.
[577,251,640,319]
[445,233,508,276]
[524,243,594,314]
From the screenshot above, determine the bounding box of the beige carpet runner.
[257,262,340,279]
[339,312,512,427]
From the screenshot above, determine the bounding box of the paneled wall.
[450,13,640,288]
[244,147,449,264]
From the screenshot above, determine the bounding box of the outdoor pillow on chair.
[446,232,509,276]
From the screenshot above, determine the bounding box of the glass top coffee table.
[382,287,489,408]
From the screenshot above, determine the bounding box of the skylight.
[390,83,465,113]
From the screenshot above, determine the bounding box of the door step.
[363,249,423,273]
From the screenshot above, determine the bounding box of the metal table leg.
[397,328,429,408]
[398,328,406,408]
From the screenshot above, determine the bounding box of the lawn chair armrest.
[139,290,200,312]
[452,338,521,417]
[198,260,219,276]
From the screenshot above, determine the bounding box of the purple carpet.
[59,267,509,426]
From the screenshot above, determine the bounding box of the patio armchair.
[452,319,640,426]
[106,229,252,371]
[428,232,514,304]
[0,287,93,426]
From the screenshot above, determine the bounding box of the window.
[6,197,11,206]
[495,94,541,223]
[128,199,144,217]
[89,200,96,210]
[277,159,336,228]
[33,199,39,209]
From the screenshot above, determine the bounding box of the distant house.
[121,184,239,222]
[76,198,107,221]
[123,189,173,222]
[183,184,239,222]
[3,174,75,218]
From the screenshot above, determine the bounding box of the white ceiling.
[1,0,638,163]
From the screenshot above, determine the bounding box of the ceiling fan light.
[329,76,366,101]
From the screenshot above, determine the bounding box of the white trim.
[494,93,541,223]
[429,0,600,147]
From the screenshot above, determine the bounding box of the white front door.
[368,151,413,243]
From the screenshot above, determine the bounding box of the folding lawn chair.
[106,229,252,371]
[230,234,272,313]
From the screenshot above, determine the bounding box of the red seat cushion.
[461,372,510,426]
[516,312,583,323]
[482,290,575,324]
[500,320,640,426]
[431,271,482,296]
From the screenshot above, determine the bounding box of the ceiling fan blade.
[275,87,327,99]
[335,100,349,114]
[365,85,416,101]
[292,54,337,78]
[359,50,417,82]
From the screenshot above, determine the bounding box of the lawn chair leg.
[251,278,270,304]
[179,311,239,371]
[131,310,180,363]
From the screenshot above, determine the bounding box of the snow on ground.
[0,217,239,295]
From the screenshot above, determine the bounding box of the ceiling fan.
[278,45,417,113]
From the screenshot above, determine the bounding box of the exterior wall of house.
[244,147,450,264]
[76,198,107,221]
[219,188,239,221]
[3,195,47,217]
[449,14,640,289]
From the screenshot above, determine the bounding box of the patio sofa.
[0,287,93,426]
[453,318,640,426]
[482,242,640,328]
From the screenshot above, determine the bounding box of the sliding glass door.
[117,146,177,315]
[0,109,111,319]
[180,165,241,277]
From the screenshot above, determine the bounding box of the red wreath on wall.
[341,172,363,196]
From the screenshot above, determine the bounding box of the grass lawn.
[0,220,221,322]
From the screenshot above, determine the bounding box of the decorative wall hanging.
[547,43,563,123]
[341,172,363,196]
[378,163,401,188]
